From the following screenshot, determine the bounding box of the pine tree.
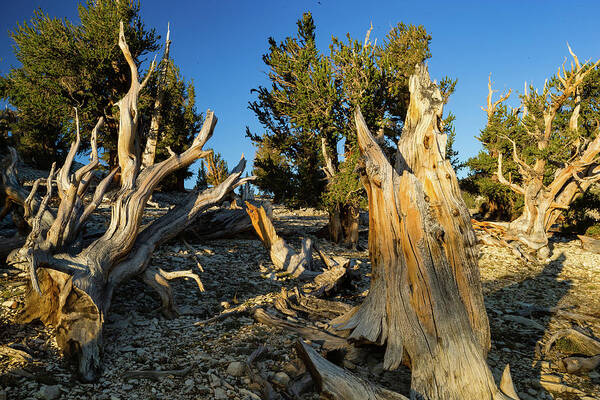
[139,60,203,191]
[467,50,600,256]
[2,0,158,169]
[248,13,442,247]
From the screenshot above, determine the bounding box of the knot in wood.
[452,208,459,217]
[435,227,445,242]
[423,135,431,149]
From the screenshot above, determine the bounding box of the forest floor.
[1,198,599,400]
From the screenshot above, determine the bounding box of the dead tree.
[332,65,515,399]
[488,47,600,257]
[141,23,171,169]
[246,202,315,278]
[9,22,250,382]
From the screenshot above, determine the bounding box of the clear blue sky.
[2,1,600,184]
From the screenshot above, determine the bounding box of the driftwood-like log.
[544,328,600,356]
[253,308,350,352]
[560,354,600,374]
[188,200,271,241]
[13,22,252,382]
[0,345,33,363]
[295,340,408,400]
[246,202,315,278]
[331,66,513,399]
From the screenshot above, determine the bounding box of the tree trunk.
[334,66,513,399]
[505,179,553,257]
[141,24,171,169]
[328,203,359,248]
[340,203,359,248]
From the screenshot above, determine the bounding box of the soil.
[1,200,599,400]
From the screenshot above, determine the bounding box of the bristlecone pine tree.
[1,0,159,170]
[331,65,519,399]
[7,22,251,382]
[248,13,436,248]
[477,47,600,257]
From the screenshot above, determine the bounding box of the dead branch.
[123,366,192,380]
[482,74,512,119]
[496,153,525,195]
[142,23,172,169]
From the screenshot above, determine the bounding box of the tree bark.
[333,66,513,399]
[328,203,359,248]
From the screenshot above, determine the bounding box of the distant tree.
[2,0,158,169]
[195,161,208,190]
[205,151,228,187]
[248,13,442,247]
[140,59,203,191]
[468,48,600,256]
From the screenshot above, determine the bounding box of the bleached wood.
[332,65,514,399]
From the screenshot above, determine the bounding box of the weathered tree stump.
[332,65,515,399]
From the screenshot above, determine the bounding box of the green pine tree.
[2,0,158,169]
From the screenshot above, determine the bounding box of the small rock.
[121,384,133,391]
[372,362,384,376]
[227,361,246,377]
[209,373,221,387]
[272,371,290,387]
[518,393,536,400]
[239,388,261,400]
[2,300,17,309]
[213,387,227,400]
[342,360,356,370]
[37,385,61,400]
[184,378,194,386]
[527,388,538,396]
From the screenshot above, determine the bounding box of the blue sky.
[2,0,600,184]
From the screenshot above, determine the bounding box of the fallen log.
[253,308,350,352]
[187,200,272,241]
[295,340,408,400]
[544,328,600,356]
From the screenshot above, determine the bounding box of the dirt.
[0,201,599,400]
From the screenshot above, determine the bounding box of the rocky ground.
[0,200,599,400]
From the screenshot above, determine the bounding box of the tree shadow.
[484,250,571,398]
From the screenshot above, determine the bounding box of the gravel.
[0,200,599,399]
